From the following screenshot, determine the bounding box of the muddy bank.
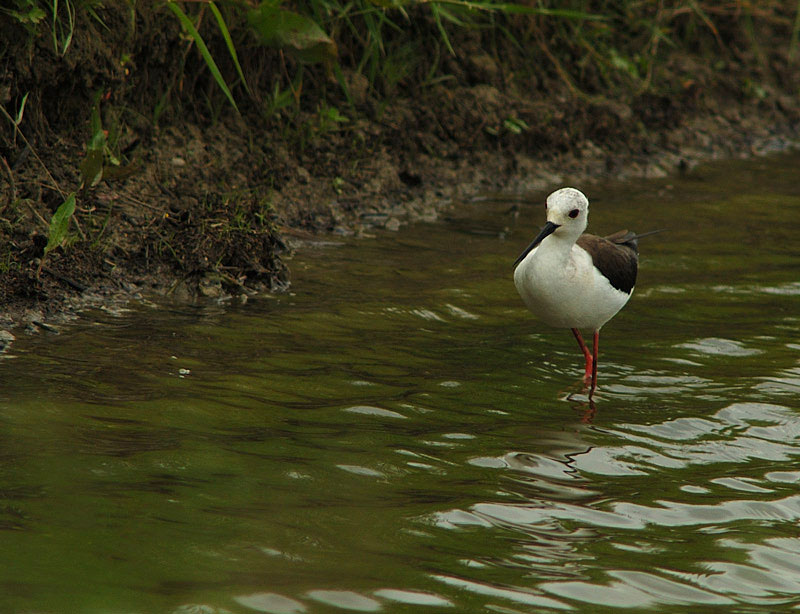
[1,4,799,330]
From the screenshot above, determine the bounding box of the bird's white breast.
[514,240,632,330]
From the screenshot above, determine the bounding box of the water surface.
[1,153,799,613]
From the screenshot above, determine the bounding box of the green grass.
[5,0,798,121]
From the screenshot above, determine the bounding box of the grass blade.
[14,92,29,126]
[166,1,240,113]
[208,1,251,95]
[430,4,455,55]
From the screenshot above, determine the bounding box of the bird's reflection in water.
[561,384,598,423]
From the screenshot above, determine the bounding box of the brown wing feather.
[576,232,638,294]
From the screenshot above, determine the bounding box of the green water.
[1,153,799,613]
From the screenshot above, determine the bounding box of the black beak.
[513,221,560,268]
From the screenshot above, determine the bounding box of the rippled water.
[1,153,799,613]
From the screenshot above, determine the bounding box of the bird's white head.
[513,187,590,268]
[545,187,589,239]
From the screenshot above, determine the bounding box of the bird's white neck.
[539,231,578,260]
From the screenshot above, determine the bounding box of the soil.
[1,5,799,335]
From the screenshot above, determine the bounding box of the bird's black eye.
[568,208,580,218]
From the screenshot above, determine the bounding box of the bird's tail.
[604,228,666,253]
[631,229,667,240]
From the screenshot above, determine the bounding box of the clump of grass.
[6,0,798,123]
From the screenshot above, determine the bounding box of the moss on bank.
[1,1,799,324]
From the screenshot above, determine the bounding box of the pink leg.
[589,330,599,398]
[571,328,593,383]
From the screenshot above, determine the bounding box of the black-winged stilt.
[513,187,650,398]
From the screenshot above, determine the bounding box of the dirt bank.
[1,3,799,331]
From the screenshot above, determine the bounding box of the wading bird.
[513,187,651,398]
